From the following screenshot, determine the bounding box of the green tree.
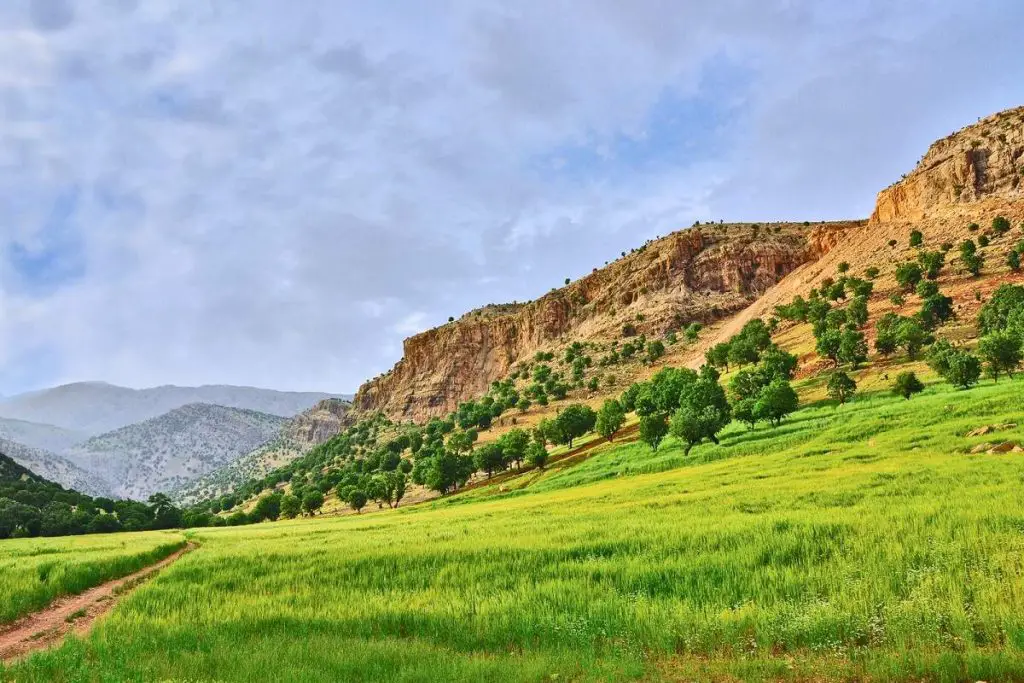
[993,215,1011,234]
[909,229,923,247]
[815,328,843,365]
[302,491,324,516]
[838,329,868,368]
[526,441,549,470]
[473,443,506,477]
[1008,250,1021,272]
[837,261,850,273]
[895,262,923,292]
[554,404,597,447]
[280,494,301,519]
[896,318,929,359]
[497,428,530,469]
[752,379,799,427]
[685,322,703,343]
[348,490,368,514]
[638,414,669,451]
[827,371,857,404]
[942,349,982,389]
[252,493,282,522]
[917,250,945,279]
[892,371,924,400]
[595,399,626,441]
[705,342,732,371]
[645,340,666,364]
[732,397,757,429]
[978,332,1022,381]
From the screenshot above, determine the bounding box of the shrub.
[892,372,924,400]
[837,261,850,273]
[888,239,898,247]
[909,230,923,247]
[993,215,1011,234]
[979,234,990,248]
[1008,251,1020,272]
[865,266,880,279]
[895,262,923,292]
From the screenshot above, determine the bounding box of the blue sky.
[1,0,1023,395]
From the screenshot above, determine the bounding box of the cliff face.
[872,107,1024,223]
[356,222,854,420]
[282,398,353,445]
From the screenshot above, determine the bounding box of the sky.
[1,0,1023,395]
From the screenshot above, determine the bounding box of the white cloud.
[0,0,1022,394]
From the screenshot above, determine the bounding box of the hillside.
[170,398,353,504]
[355,221,856,420]
[64,404,288,500]
[0,437,113,497]
[0,382,339,435]
[0,417,87,454]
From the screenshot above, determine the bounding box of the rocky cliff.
[872,106,1024,223]
[356,222,856,420]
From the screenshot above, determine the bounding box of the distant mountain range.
[0,381,344,435]
[0,382,351,501]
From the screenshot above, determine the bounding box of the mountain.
[0,417,88,453]
[354,220,856,420]
[0,436,113,497]
[170,398,353,504]
[0,382,344,435]
[64,404,288,500]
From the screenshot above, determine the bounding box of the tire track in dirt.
[0,541,196,663]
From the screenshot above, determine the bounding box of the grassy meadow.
[4,380,1024,681]
[0,532,185,625]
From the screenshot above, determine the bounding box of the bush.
[892,372,924,400]
[909,230,923,247]
[837,261,850,273]
[865,266,880,279]
[1008,251,1020,272]
[895,262,923,292]
[993,215,1011,234]
[978,234,990,248]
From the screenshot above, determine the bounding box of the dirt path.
[0,541,196,663]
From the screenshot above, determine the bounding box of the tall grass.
[4,382,1024,681]
[0,532,185,624]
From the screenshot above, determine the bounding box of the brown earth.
[0,542,196,663]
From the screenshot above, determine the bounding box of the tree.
[555,404,597,447]
[919,294,954,330]
[595,399,626,441]
[752,379,799,427]
[838,329,868,368]
[875,313,900,356]
[827,372,857,405]
[837,261,850,273]
[896,318,929,359]
[526,441,549,470]
[909,229,923,247]
[498,428,530,469]
[301,491,324,516]
[732,397,757,429]
[705,342,732,371]
[895,262,923,292]
[148,493,183,529]
[815,329,843,365]
[978,285,1024,334]
[993,215,1011,234]
[638,414,669,451]
[917,250,945,279]
[280,494,301,519]
[1008,250,1021,272]
[670,375,731,452]
[252,493,282,522]
[892,371,924,400]
[348,489,368,513]
[978,332,1022,381]
[942,349,981,389]
[962,252,984,277]
[473,443,506,477]
[759,346,798,381]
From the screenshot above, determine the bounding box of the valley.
[2,101,1024,681]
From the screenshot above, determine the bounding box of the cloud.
[1,1,1023,394]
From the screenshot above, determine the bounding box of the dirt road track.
[0,541,196,663]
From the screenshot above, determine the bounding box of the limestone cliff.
[356,222,856,420]
[872,107,1024,223]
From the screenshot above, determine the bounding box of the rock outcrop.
[871,107,1024,223]
[356,222,856,420]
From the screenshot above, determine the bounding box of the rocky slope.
[0,417,87,454]
[170,398,353,504]
[0,436,113,497]
[872,106,1024,223]
[0,382,340,435]
[64,404,288,500]
[355,221,857,420]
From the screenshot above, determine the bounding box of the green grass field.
[4,381,1024,681]
[0,532,185,626]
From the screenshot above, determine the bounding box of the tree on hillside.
[526,441,549,470]
[596,399,626,441]
[348,489,368,514]
[892,371,925,400]
[555,404,597,447]
[498,428,530,469]
[280,494,301,519]
[909,229,923,247]
[942,349,981,389]
[838,329,868,368]
[705,342,731,371]
[302,491,324,516]
[917,250,945,280]
[752,379,799,427]
[252,493,282,522]
[978,332,1022,381]
[638,414,669,451]
[827,371,857,405]
[895,262,923,292]
[473,443,506,478]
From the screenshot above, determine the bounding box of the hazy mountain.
[0,417,88,453]
[0,382,344,435]
[171,398,353,504]
[63,403,288,500]
[0,436,114,497]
